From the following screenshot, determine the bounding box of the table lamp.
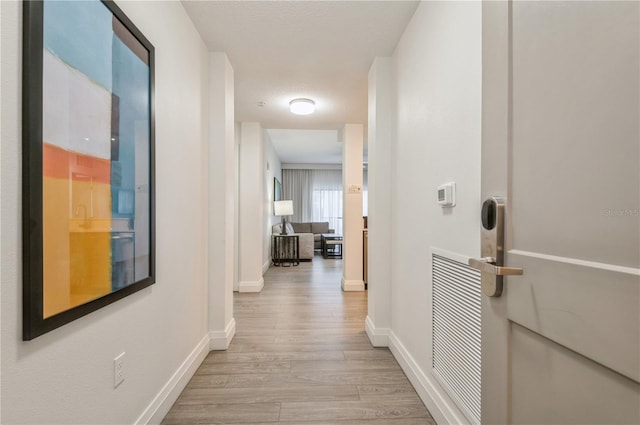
[274,200,294,235]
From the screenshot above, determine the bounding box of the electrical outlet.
[114,352,125,388]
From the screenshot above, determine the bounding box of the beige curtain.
[282,169,344,234]
[282,169,313,223]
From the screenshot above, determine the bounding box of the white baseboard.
[209,318,236,351]
[135,334,209,425]
[365,316,389,347]
[238,278,264,293]
[341,277,365,291]
[263,260,270,274]
[388,331,468,425]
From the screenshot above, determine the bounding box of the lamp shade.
[274,200,294,216]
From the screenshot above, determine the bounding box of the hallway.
[162,257,435,424]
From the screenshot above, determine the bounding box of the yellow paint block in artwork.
[69,230,112,307]
[43,176,112,318]
[43,177,71,318]
[68,179,112,308]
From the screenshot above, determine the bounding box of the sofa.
[290,222,335,250]
[271,221,334,260]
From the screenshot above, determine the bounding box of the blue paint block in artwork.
[111,36,149,218]
[44,0,113,91]
[111,233,135,290]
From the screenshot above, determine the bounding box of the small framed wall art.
[274,177,282,202]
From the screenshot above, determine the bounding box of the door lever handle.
[468,257,524,276]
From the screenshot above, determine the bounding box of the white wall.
[263,131,282,271]
[207,53,236,350]
[237,122,265,292]
[366,57,393,346]
[341,124,365,292]
[385,2,482,424]
[1,1,210,424]
[234,123,241,291]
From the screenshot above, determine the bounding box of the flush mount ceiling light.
[289,98,315,115]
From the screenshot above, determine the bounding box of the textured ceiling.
[266,129,343,164]
[182,0,419,131]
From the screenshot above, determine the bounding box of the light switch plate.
[348,184,362,193]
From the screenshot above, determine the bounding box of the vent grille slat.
[433,326,480,351]
[432,254,481,425]
[432,307,481,345]
[433,356,481,408]
[432,277,481,313]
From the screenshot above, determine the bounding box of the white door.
[480,1,639,424]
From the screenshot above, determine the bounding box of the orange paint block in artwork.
[43,143,110,184]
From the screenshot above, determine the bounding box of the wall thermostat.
[437,182,456,207]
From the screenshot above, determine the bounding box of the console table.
[272,234,299,266]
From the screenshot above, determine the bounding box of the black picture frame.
[22,0,156,340]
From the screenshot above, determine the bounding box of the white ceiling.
[267,129,342,164]
[182,0,418,162]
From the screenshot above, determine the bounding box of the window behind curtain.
[312,187,343,235]
[283,169,343,234]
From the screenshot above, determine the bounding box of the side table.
[272,234,299,266]
[321,233,343,259]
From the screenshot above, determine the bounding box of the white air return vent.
[432,253,481,425]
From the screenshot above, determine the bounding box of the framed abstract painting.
[22,0,155,340]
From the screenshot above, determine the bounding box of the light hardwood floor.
[162,255,435,425]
